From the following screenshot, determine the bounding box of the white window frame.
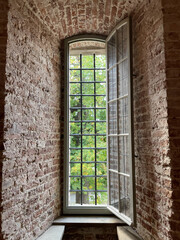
[63,35,110,215]
[106,18,136,226]
[63,18,136,226]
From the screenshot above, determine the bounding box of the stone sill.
[36,226,65,240]
[53,215,126,227]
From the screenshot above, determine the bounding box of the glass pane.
[96,96,106,108]
[70,177,81,190]
[117,27,123,61]
[97,192,108,205]
[70,96,81,107]
[69,191,81,205]
[82,55,94,68]
[70,55,80,69]
[70,163,81,176]
[83,163,95,175]
[82,70,94,81]
[109,137,118,171]
[68,47,108,207]
[109,101,117,134]
[97,177,107,190]
[108,34,116,68]
[82,136,95,148]
[97,163,107,175]
[96,70,106,82]
[70,149,81,162]
[118,60,128,97]
[70,83,81,95]
[96,109,106,121]
[82,96,94,107]
[82,192,95,205]
[109,172,119,210]
[95,55,106,68]
[117,23,128,61]
[82,122,95,134]
[82,83,94,95]
[96,83,106,95]
[70,136,81,148]
[96,122,106,134]
[118,97,128,134]
[82,109,94,120]
[82,177,95,190]
[70,109,81,121]
[119,136,129,174]
[120,175,130,217]
[96,136,106,148]
[70,70,80,82]
[108,67,117,101]
[82,149,95,162]
[96,149,107,162]
[70,122,81,134]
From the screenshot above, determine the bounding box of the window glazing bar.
[70,175,107,178]
[70,81,106,84]
[70,107,106,109]
[70,68,106,70]
[70,134,106,136]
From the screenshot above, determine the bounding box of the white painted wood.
[37,226,65,240]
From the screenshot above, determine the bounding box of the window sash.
[64,35,110,214]
[106,18,135,226]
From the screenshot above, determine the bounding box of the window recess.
[64,18,135,226]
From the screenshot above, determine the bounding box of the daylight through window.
[68,41,107,206]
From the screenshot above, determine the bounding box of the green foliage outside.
[69,54,108,205]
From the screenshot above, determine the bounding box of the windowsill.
[37,226,65,240]
[53,215,126,227]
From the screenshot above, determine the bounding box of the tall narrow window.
[64,38,109,214]
[64,18,135,225]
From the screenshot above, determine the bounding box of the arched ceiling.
[23,0,143,39]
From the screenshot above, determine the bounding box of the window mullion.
[115,29,121,214]
[80,54,83,205]
[94,53,97,206]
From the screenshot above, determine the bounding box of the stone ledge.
[53,216,126,227]
[37,226,65,240]
[117,227,143,240]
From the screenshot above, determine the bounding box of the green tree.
[69,54,107,205]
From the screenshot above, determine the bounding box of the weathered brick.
[0,0,179,240]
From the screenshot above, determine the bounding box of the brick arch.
[23,0,143,39]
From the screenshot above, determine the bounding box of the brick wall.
[62,225,118,240]
[1,0,179,239]
[0,0,8,239]
[1,0,61,239]
[132,1,171,239]
[162,0,180,239]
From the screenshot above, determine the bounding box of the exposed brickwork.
[1,0,61,239]
[22,0,143,39]
[162,0,180,239]
[0,0,8,238]
[132,1,172,239]
[1,0,180,239]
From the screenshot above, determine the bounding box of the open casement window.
[106,18,135,225]
[64,18,135,226]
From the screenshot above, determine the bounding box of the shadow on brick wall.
[0,0,8,239]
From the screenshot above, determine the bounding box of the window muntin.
[64,23,135,224]
[68,44,107,206]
